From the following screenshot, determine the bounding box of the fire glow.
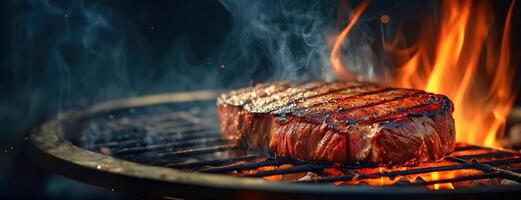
[241,146,505,190]
[331,0,516,148]
[329,0,517,190]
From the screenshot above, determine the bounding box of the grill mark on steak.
[334,90,424,119]
[295,89,422,122]
[331,93,452,126]
[286,87,393,115]
[243,82,326,112]
[265,82,370,113]
[246,81,367,114]
[356,95,453,125]
[272,83,375,115]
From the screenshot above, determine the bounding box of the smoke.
[217,0,338,82]
[4,0,491,197]
[0,0,394,151]
[204,0,388,90]
[1,0,391,161]
[0,0,399,141]
[1,0,385,129]
[1,1,141,144]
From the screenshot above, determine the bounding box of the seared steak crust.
[217,81,455,165]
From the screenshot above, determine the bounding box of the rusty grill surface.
[29,92,521,199]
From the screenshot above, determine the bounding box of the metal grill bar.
[408,173,501,186]
[454,152,515,160]
[299,164,471,183]
[165,155,260,168]
[89,129,219,149]
[112,137,227,156]
[481,157,521,166]
[79,110,521,189]
[88,121,203,143]
[158,144,240,158]
[453,145,490,152]
[201,158,299,173]
[246,163,332,177]
[447,157,521,183]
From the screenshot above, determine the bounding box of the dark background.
[1,0,520,199]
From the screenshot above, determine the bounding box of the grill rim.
[28,90,521,198]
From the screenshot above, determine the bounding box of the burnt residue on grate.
[73,107,521,189]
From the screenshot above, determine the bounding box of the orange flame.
[430,172,455,190]
[329,162,482,189]
[330,0,369,80]
[331,0,517,148]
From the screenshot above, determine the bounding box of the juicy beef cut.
[216,81,455,165]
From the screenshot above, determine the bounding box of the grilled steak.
[217,81,455,165]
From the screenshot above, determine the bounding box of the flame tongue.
[329,1,369,80]
[399,0,517,147]
[331,0,517,148]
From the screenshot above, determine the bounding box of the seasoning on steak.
[216,81,455,165]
